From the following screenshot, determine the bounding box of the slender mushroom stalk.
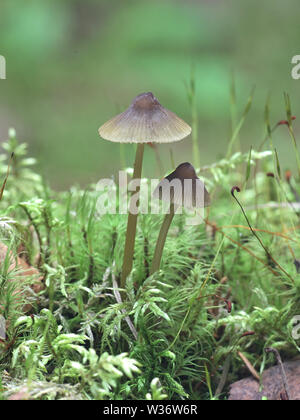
[150,162,210,275]
[99,92,191,290]
[121,142,144,288]
[150,202,176,275]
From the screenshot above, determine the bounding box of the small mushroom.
[150,162,210,275]
[99,93,191,289]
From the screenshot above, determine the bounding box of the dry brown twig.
[237,351,260,381]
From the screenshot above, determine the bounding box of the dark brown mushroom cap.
[153,162,210,208]
[99,92,191,143]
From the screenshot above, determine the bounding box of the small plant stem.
[187,65,200,168]
[226,86,255,159]
[154,144,164,175]
[112,270,138,340]
[229,72,240,154]
[215,355,231,397]
[20,204,44,268]
[203,219,283,279]
[48,276,55,312]
[150,203,175,275]
[284,92,300,178]
[120,143,144,290]
[144,236,150,278]
[237,351,260,381]
[169,148,175,169]
[43,207,51,265]
[119,143,126,169]
[204,362,213,400]
[232,189,294,283]
[191,95,200,169]
[265,347,291,400]
[287,125,300,179]
[0,153,13,201]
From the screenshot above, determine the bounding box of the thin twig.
[0,153,14,201]
[231,188,295,283]
[204,219,281,278]
[265,347,291,400]
[221,224,297,242]
[215,355,231,397]
[237,351,260,381]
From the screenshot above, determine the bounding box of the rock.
[229,360,300,400]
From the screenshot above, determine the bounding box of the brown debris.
[229,360,300,400]
[237,351,260,381]
[8,389,30,400]
[0,242,44,313]
[99,92,191,144]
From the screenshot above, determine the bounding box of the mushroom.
[150,162,210,275]
[99,92,191,289]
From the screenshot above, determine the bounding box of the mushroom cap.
[98,92,191,143]
[153,162,210,208]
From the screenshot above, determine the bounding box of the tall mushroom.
[150,162,210,275]
[99,92,191,289]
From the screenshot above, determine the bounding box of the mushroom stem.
[150,203,176,275]
[120,143,144,290]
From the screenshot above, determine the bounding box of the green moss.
[0,119,300,400]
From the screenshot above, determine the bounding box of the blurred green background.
[0,0,300,189]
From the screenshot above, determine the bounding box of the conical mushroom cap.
[153,162,210,208]
[99,92,191,143]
